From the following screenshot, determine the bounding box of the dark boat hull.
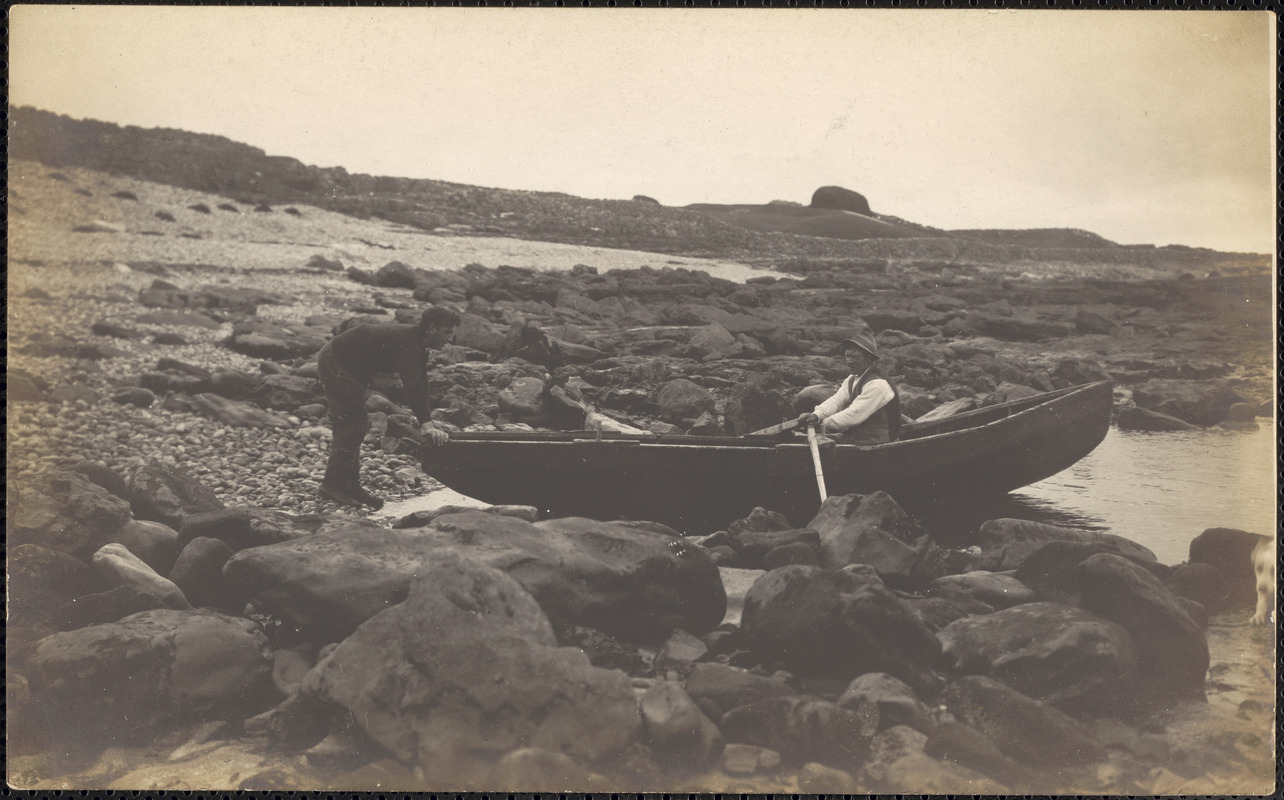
[418,381,1113,534]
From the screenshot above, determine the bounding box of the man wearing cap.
[797,330,901,446]
[316,306,461,509]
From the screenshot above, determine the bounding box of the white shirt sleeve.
[813,377,894,433]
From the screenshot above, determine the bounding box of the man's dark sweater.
[320,323,432,424]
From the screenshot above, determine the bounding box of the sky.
[9,8,1276,253]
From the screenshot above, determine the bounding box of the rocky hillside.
[8,105,1269,274]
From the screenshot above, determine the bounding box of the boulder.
[1132,379,1248,426]
[720,695,879,769]
[300,553,641,779]
[254,374,319,410]
[1163,562,1232,614]
[226,318,329,360]
[685,322,738,361]
[937,602,1138,713]
[56,585,168,631]
[791,384,838,414]
[806,492,943,583]
[224,511,725,643]
[1077,553,1208,698]
[924,720,1037,791]
[1013,540,1168,604]
[170,537,242,612]
[639,681,725,768]
[92,543,191,610]
[207,369,263,400]
[9,470,134,560]
[190,392,291,428]
[723,379,797,436]
[741,565,944,692]
[928,571,1035,610]
[810,185,872,215]
[943,675,1106,768]
[838,672,932,732]
[978,518,1156,571]
[128,464,225,528]
[729,528,820,566]
[681,662,796,715]
[1188,527,1271,609]
[108,519,181,575]
[374,260,416,288]
[27,609,273,739]
[496,376,548,421]
[1116,406,1201,431]
[7,545,103,629]
[1051,358,1111,389]
[452,313,507,353]
[656,378,714,423]
[178,507,320,551]
[500,321,563,369]
[111,387,157,407]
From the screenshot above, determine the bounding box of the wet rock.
[657,378,715,423]
[9,470,134,560]
[109,519,181,575]
[92,543,191,610]
[178,507,318,551]
[128,464,225,528]
[56,585,168,631]
[1077,553,1208,699]
[682,662,796,716]
[1188,527,1270,609]
[640,681,725,768]
[937,602,1138,713]
[28,609,273,740]
[7,544,103,629]
[1132,379,1248,426]
[1012,540,1168,605]
[170,537,241,612]
[300,552,641,779]
[741,565,944,691]
[978,518,1156,571]
[1163,561,1232,614]
[190,392,291,428]
[807,492,943,583]
[1116,406,1201,431]
[924,720,1036,791]
[720,695,878,768]
[489,747,598,792]
[226,317,329,360]
[928,571,1035,609]
[838,672,933,732]
[943,675,1106,768]
[225,511,725,643]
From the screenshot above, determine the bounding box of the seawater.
[923,423,1277,566]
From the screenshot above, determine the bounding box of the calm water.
[921,423,1277,566]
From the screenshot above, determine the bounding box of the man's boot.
[340,447,383,510]
[319,446,363,507]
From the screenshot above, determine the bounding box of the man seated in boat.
[797,329,901,445]
[316,306,461,509]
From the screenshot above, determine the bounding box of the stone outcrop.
[9,470,135,561]
[978,518,1156,571]
[807,492,943,583]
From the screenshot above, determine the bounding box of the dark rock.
[111,387,157,407]
[177,507,319,551]
[254,373,319,410]
[300,552,641,779]
[682,662,795,715]
[1051,358,1111,389]
[9,470,134,560]
[557,626,648,673]
[810,185,872,215]
[685,322,738,361]
[937,602,1138,713]
[741,565,944,692]
[731,528,820,562]
[863,309,925,334]
[170,537,242,612]
[762,541,821,569]
[91,320,146,339]
[901,595,991,632]
[723,378,797,436]
[496,375,548,422]
[7,545,103,628]
[1132,379,1248,426]
[657,378,715,423]
[1077,553,1209,698]
[975,313,1077,342]
[67,460,132,500]
[924,720,1037,791]
[686,411,724,435]
[140,371,211,396]
[1163,562,1232,614]
[27,609,273,740]
[190,392,291,428]
[226,317,329,360]
[1013,540,1169,604]
[500,321,563,369]
[208,370,263,400]
[728,506,793,535]
[305,254,345,271]
[224,511,726,643]
[55,585,167,631]
[1188,527,1270,609]
[640,681,725,768]
[943,675,1106,768]
[720,695,878,768]
[838,672,932,732]
[807,492,943,583]
[978,518,1156,571]
[981,381,1042,407]
[127,463,225,528]
[1116,406,1201,431]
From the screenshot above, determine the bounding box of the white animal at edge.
[1249,535,1276,624]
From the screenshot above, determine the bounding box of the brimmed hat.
[838,329,880,360]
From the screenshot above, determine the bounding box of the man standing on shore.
[797,329,901,445]
[316,306,460,509]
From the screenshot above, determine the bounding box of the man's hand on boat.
[797,412,820,428]
[795,413,837,448]
[420,421,449,447]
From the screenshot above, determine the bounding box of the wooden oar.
[745,417,803,436]
[806,424,828,502]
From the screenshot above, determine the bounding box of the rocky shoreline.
[7,167,1276,792]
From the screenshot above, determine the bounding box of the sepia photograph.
[6,6,1277,793]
